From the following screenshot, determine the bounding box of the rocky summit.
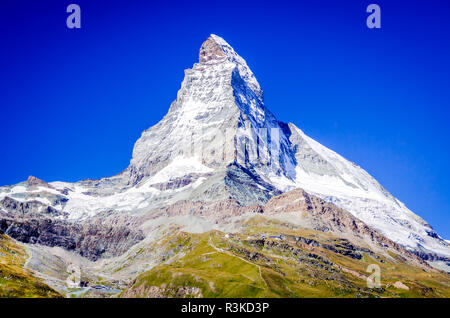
[0,35,449,298]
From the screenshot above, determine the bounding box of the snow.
[0,186,27,200]
[0,158,213,220]
[148,156,213,185]
[60,182,162,219]
[0,186,57,205]
[209,34,262,102]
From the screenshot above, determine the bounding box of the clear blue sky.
[0,0,449,238]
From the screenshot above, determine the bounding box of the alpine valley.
[1,35,449,298]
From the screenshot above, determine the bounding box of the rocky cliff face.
[0,197,145,261]
[0,34,448,272]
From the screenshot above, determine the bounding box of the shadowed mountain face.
[0,35,449,297]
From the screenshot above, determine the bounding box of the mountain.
[0,34,449,297]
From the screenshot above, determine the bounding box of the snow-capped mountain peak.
[128,34,293,186]
[200,34,263,101]
[0,34,448,270]
[104,35,450,265]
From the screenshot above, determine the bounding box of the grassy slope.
[0,234,61,298]
[123,217,450,298]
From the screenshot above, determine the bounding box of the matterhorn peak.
[199,35,227,63]
[198,34,242,64]
[195,35,263,102]
[127,34,450,265]
[127,34,296,189]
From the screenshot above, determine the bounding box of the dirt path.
[208,237,268,287]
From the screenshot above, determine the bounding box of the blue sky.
[0,0,449,237]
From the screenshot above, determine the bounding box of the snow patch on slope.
[148,156,213,185]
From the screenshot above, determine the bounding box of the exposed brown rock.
[27,176,54,189]
[199,36,226,63]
